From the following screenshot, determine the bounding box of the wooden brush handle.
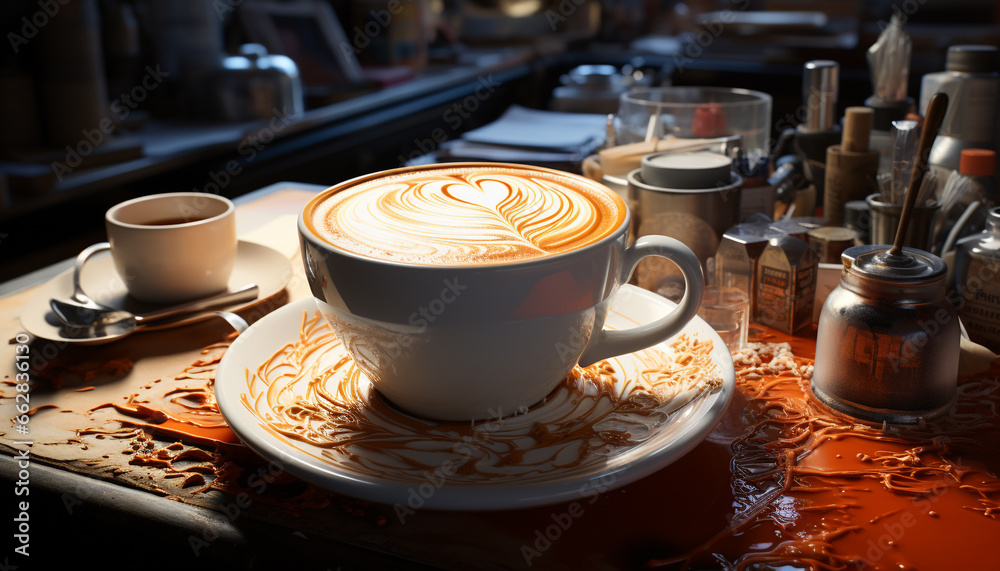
[889,92,948,256]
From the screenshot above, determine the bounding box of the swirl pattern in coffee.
[308,165,625,265]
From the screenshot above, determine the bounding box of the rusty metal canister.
[756,235,817,334]
[812,245,960,424]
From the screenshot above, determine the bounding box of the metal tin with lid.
[627,154,742,296]
[812,245,960,423]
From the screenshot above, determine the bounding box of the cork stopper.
[959,149,996,177]
[841,107,874,153]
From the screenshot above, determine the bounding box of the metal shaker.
[215,44,304,122]
[628,151,742,300]
[813,245,959,423]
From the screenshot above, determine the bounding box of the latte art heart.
[310,166,624,265]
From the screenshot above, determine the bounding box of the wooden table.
[3,182,999,570]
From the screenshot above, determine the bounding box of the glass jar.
[813,245,960,423]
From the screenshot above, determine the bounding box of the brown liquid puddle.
[68,320,1000,569]
[647,326,1000,570]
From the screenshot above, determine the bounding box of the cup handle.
[72,242,111,304]
[578,235,704,367]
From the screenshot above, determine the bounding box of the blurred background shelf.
[1,0,998,282]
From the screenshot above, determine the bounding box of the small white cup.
[105,192,237,304]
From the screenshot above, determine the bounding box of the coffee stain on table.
[3,318,999,569]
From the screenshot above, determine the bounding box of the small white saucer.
[215,284,735,511]
[21,240,292,344]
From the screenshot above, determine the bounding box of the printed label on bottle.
[958,252,1000,351]
[758,266,790,330]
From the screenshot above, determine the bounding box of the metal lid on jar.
[842,244,947,283]
[640,150,733,189]
[945,45,999,74]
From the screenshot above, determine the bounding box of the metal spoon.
[53,284,259,341]
[216,311,249,334]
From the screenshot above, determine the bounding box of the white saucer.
[215,285,735,511]
[21,240,292,344]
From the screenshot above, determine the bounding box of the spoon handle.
[889,92,948,256]
[134,284,259,325]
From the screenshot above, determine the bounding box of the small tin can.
[812,245,960,423]
[807,226,859,264]
[756,235,817,334]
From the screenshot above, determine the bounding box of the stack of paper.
[422,105,607,171]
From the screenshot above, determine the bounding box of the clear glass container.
[714,223,769,319]
[616,87,772,162]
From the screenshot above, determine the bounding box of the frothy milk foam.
[308,166,625,266]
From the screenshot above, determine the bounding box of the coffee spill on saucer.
[239,311,723,484]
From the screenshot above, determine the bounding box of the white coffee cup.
[299,163,704,421]
[105,192,237,304]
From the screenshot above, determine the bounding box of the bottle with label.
[920,45,1000,181]
[952,206,1000,353]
